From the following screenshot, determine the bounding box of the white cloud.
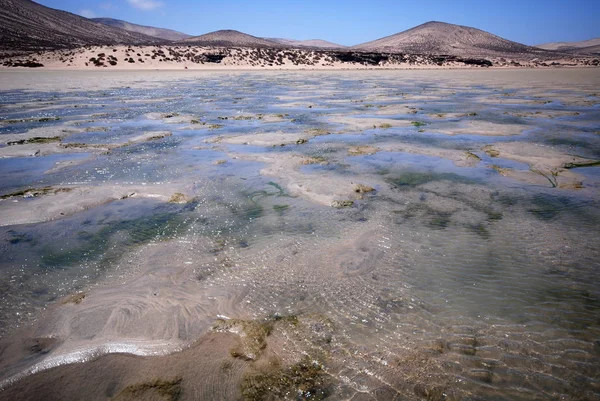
[127,0,164,10]
[79,9,96,18]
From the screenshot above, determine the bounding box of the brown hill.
[181,30,281,48]
[0,0,164,50]
[92,18,191,42]
[351,21,543,58]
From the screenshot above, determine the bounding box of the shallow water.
[0,69,599,400]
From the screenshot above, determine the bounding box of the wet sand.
[0,69,599,400]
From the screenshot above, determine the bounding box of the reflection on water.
[0,70,599,400]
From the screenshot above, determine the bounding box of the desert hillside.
[92,17,191,42]
[352,21,546,58]
[0,0,163,49]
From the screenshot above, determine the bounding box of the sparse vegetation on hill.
[2,43,597,69]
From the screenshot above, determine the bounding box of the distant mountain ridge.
[180,30,282,48]
[0,0,163,49]
[266,38,346,49]
[536,38,600,55]
[352,21,542,58]
[92,18,191,41]
[536,38,600,51]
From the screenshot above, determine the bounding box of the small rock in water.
[354,184,375,194]
[169,192,190,203]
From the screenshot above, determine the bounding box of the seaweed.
[331,200,354,208]
[482,145,499,158]
[0,186,72,200]
[213,318,273,361]
[62,292,85,305]
[266,181,286,197]
[241,356,330,401]
[273,204,290,212]
[354,184,375,194]
[563,160,600,169]
[427,212,453,230]
[112,377,182,401]
[7,136,61,145]
[169,193,190,203]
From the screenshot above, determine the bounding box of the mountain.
[536,38,600,54]
[92,17,191,42]
[180,30,281,48]
[351,21,540,57]
[267,38,346,49]
[0,0,163,50]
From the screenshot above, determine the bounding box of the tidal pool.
[0,69,599,400]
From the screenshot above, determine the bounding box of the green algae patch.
[387,171,475,188]
[273,204,290,212]
[42,208,189,268]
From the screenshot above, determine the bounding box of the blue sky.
[37,0,600,46]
